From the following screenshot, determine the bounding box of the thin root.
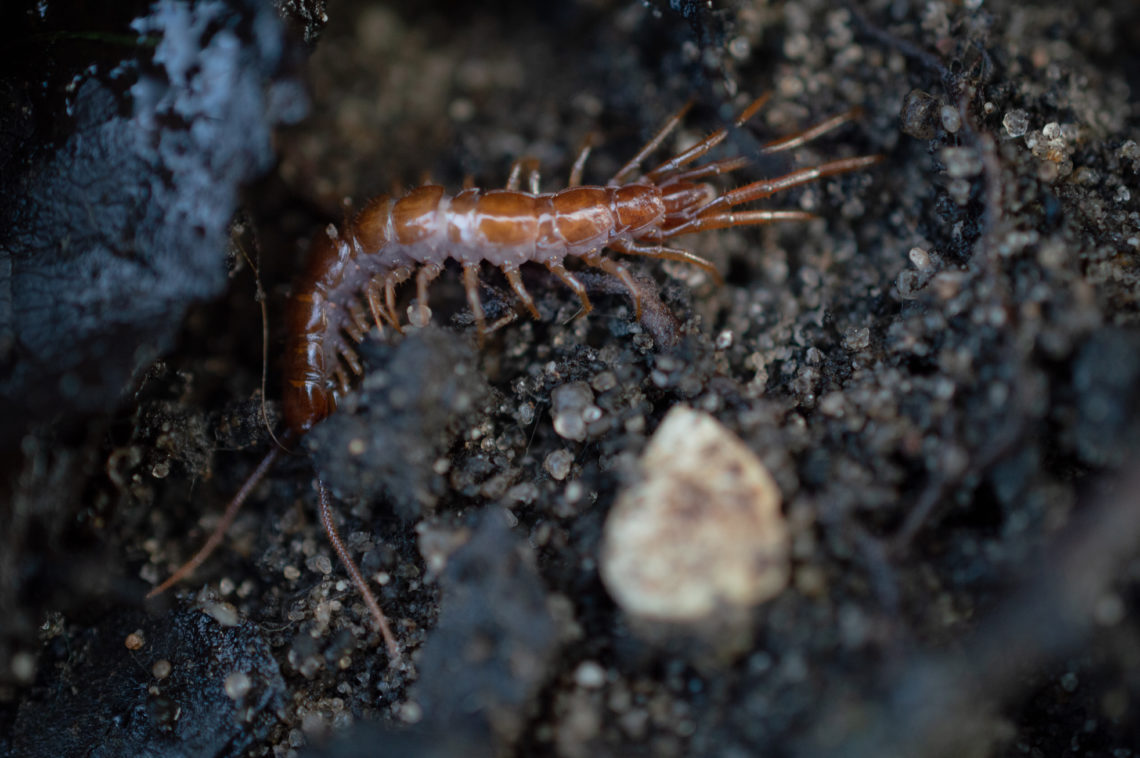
[146,440,289,599]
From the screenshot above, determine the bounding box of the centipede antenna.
[147,439,290,599]
[317,479,401,661]
[610,99,695,185]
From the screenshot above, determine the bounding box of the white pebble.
[574,660,607,689]
[600,407,788,622]
[1002,109,1029,138]
[224,671,251,700]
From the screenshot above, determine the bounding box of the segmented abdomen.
[387,184,664,266]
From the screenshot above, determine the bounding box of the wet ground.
[3,0,1140,756]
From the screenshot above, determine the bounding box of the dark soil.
[3,0,1140,756]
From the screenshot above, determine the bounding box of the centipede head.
[657,179,717,224]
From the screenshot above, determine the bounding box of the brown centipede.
[146,93,880,662]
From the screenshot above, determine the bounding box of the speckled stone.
[600,406,788,623]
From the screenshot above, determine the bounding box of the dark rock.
[7,606,286,758]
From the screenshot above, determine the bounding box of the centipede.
[146,93,880,662]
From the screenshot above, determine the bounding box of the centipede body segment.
[149,94,881,661]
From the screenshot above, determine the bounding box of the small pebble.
[939,104,961,133]
[551,381,595,441]
[398,701,424,724]
[574,660,607,689]
[202,601,240,627]
[544,449,574,480]
[152,659,172,679]
[224,670,252,700]
[899,89,939,139]
[908,247,932,269]
[311,554,333,575]
[600,406,788,622]
[1002,109,1029,138]
[941,146,983,178]
[11,652,36,683]
[125,631,146,650]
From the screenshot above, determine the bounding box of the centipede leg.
[568,134,593,187]
[317,479,401,662]
[334,365,351,395]
[342,315,365,344]
[413,262,442,327]
[384,267,412,332]
[610,100,694,185]
[502,265,540,319]
[365,284,392,333]
[581,252,642,318]
[506,158,541,192]
[384,279,403,332]
[463,262,488,344]
[642,93,772,182]
[545,261,592,315]
[506,160,524,191]
[338,342,363,375]
[609,239,724,284]
[348,301,371,339]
